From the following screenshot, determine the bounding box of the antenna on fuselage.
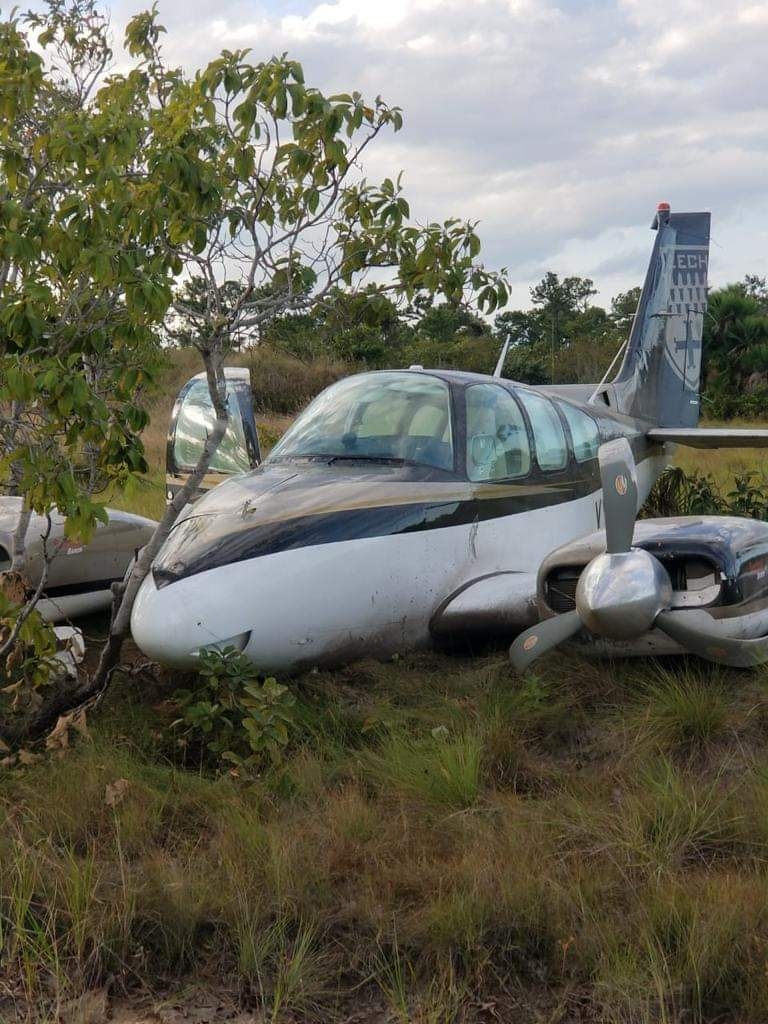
[493,334,512,378]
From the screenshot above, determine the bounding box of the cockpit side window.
[267,372,454,471]
[465,384,530,482]
[517,391,568,471]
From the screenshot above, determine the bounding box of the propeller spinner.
[510,438,768,672]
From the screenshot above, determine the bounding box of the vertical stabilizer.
[613,204,710,427]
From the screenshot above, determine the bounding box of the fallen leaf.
[105,778,131,808]
[45,709,90,754]
[71,708,90,739]
[45,713,72,752]
[0,571,30,606]
[5,644,24,677]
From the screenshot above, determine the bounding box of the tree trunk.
[26,346,231,738]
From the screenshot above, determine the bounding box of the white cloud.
[105,0,768,306]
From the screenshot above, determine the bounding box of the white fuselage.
[130,453,665,672]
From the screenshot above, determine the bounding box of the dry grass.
[673,416,768,489]
[5,652,768,1021]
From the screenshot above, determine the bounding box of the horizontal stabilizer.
[648,428,768,449]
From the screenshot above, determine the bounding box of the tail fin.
[613,204,710,428]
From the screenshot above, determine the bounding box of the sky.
[103,0,768,310]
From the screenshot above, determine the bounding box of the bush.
[642,466,768,518]
[248,346,347,414]
[173,647,297,772]
[361,728,482,810]
[632,665,730,756]
[703,380,768,420]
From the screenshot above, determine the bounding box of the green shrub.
[173,647,297,772]
[703,380,768,420]
[641,466,726,517]
[642,466,768,518]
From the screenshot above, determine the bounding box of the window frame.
[463,381,533,484]
[556,399,601,465]
[515,388,571,474]
[268,370,460,476]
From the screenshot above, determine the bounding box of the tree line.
[196,271,768,421]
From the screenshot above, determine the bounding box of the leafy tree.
[702,285,768,417]
[0,1,172,557]
[415,303,488,343]
[400,302,496,372]
[262,287,412,366]
[0,0,182,684]
[0,0,508,732]
[741,274,768,311]
[554,305,617,384]
[170,278,266,349]
[493,309,538,346]
[610,286,641,334]
[490,280,641,386]
[530,271,597,314]
[527,272,598,381]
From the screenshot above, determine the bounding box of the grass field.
[6,651,768,1022]
[5,355,768,1022]
[675,419,768,492]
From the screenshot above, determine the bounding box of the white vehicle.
[0,368,257,624]
[0,500,156,623]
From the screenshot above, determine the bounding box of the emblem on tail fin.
[612,203,711,429]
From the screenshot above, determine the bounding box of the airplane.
[127,202,768,674]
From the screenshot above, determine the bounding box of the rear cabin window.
[517,391,568,471]
[465,384,530,481]
[557,402,600,463]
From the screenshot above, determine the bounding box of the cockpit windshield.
[267,372,454,471]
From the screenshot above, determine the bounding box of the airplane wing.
[430,571,538,636]
[647,428,768,448]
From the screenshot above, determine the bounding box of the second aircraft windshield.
[268,372,454,471]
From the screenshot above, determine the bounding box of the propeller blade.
[509,610,582,673]
[598,437,638,554]
[656,609,768,668]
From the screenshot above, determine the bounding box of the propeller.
[510,437,768,672]
[655,609,768,668]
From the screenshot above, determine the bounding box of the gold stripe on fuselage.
[169,470,578,530]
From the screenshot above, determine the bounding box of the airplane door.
[166,367,261,502]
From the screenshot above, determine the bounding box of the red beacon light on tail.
[652,201,671,229]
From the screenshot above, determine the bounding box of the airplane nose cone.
[130,573,201,668]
